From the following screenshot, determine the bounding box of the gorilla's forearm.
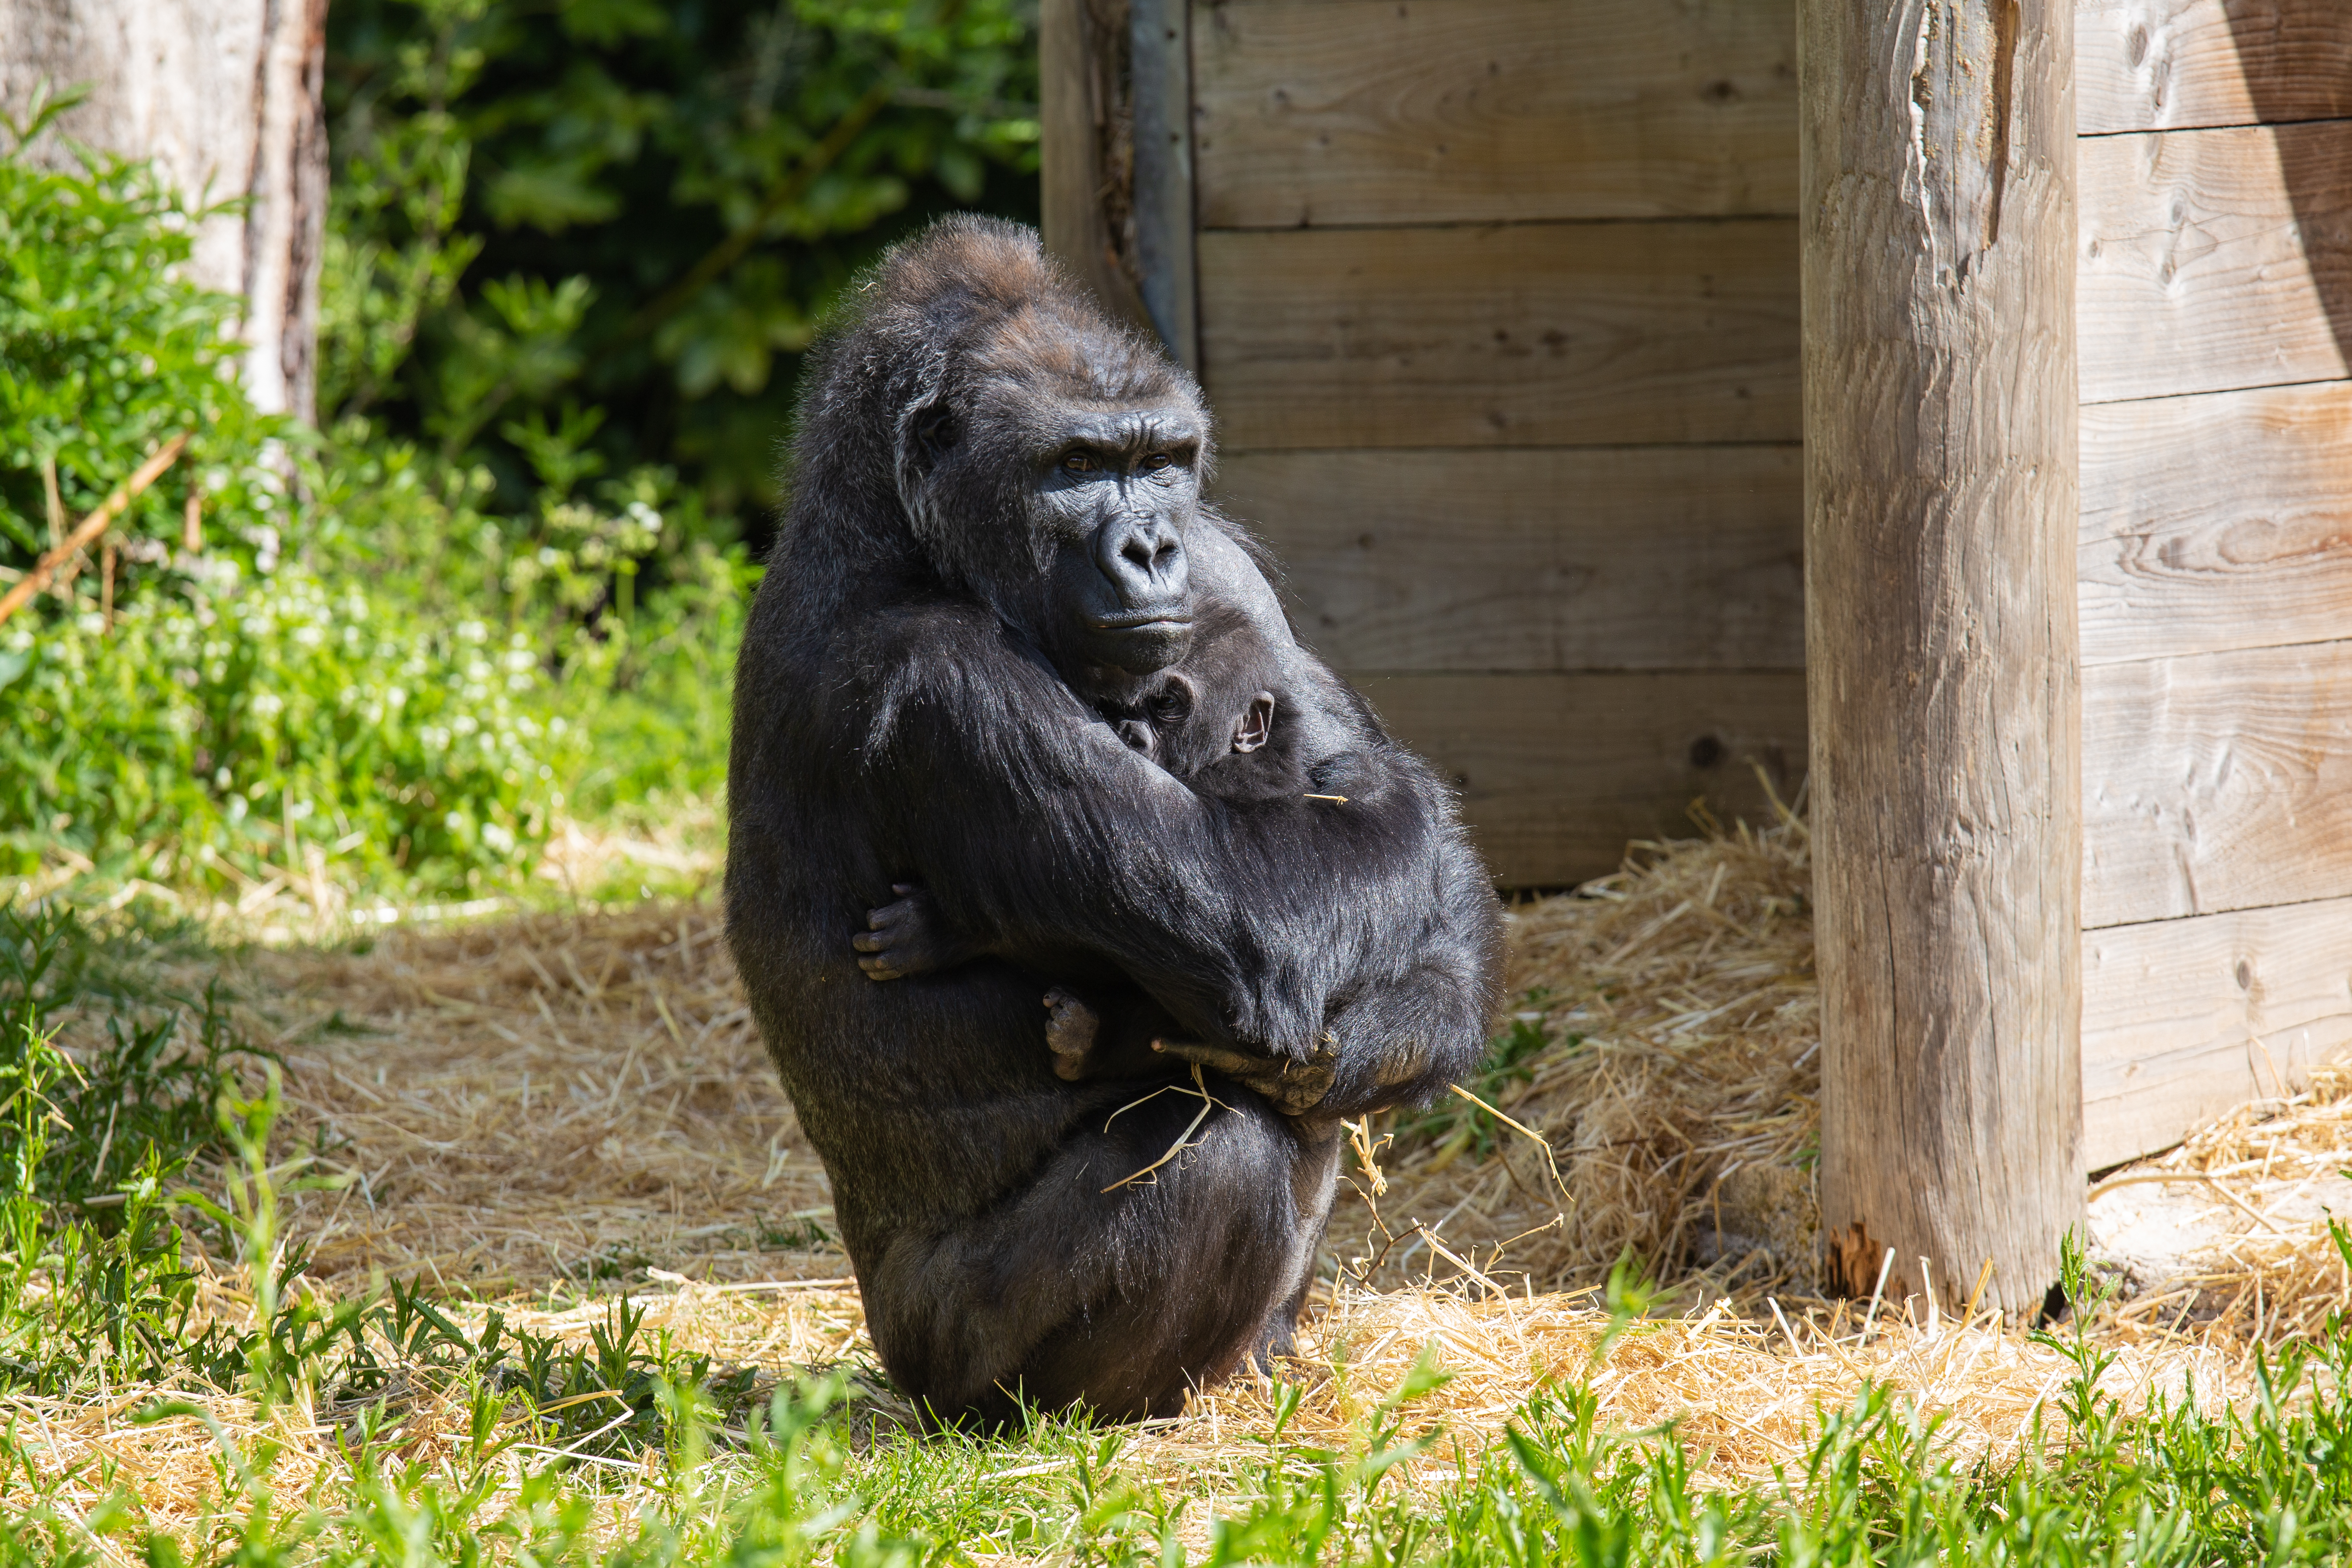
[875,701,1498,1090]
[890,746,1467,1059]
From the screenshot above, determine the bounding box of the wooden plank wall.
[1176,0,2352,1162]
[1191,0,1805,885]
[2076,0,2352,1166]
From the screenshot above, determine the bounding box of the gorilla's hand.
[1150,1031,1339,1116]
[853,884,975,981]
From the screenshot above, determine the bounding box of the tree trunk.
[0,0,329,422]
[1802,0,2086,1321]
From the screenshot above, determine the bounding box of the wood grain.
[2083,898,2352,1168]
[2079,121,2352,404]
[1197,222,1799,449]
[1039,0,1154,332]
[2078,0,2352,136]
[2081,381,2352,665]
[1191,0,1797,228]
[1804,0,2084,1316]
[1216,447,1803,672]
[1357,672,1807,888]
[1130,0,1196,368]
[2084,639,2352,928]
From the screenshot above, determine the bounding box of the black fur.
[724,216,1505,1425]
[856,596,1372,1096]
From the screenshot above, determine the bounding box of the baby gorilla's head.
[1106,602,1279,779]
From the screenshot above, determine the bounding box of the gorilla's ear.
[1233,692,1276,753]
[906,402,959,475]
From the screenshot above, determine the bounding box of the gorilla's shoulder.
[838,599,1089,736]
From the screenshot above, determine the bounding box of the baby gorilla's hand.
[1150,1030,1340,1116]
[852,884,962,981]
[1043,986,1102,1080]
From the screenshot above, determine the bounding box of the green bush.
[0,98,586,897]
[323,0,1041,522]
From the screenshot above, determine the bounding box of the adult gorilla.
[726,217,1503,1423]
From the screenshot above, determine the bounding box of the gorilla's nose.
[1094,514,1189,614]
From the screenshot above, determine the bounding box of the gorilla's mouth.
[1090,611,1194,632]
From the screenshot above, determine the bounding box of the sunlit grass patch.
[2,906,2350,1564]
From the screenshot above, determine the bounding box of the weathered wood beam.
[1039,0,1152,330]
[1128,0,1196,371]
[1801,0,2085,1319]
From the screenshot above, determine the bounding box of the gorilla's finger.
[1148,1036,1338,1115]
[858,955,905,980]
[852,931,887,952]
[1150,1039,1278,1079]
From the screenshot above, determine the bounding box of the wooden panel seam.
[1359,671,1808,887]
[2079,119,2352,404]
[1200,221,1800,449]
[2078,0,2352,137]
[2083,894,2352,1167]
[2083,638,2352,927]
[2080,380,2352,664]
[1216,445,1804,672]
[1192,0,1798,228]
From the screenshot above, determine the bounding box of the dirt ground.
[240,903,837,1298]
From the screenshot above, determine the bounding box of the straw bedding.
[1339,807,1823,1300]
[240,904,832,1295]
[19,821,2352,1533]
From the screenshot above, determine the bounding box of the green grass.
[3,911,2349,1565]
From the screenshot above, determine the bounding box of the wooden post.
[1039,0,1153,331]
[1129,0,1196,372]
[1801,0,2085,1319]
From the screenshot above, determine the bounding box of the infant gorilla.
[854,601,1345,1107]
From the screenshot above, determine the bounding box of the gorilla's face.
[892,298,1210,686]
[906,380,1206,683]
[1030,401,1204,677]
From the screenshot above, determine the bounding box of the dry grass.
[2088,1064,2352,1343]
[238,905,826,1296]
[1335,808,1821,1301]
[15,820,2352,1536]
[0,1269,2257,1542]
[1173,1281,2239,1486]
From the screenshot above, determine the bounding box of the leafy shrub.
[323,0,1041,524]
[0,98,582,896]
[0,95,282,569]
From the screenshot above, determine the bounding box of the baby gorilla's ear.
[1233,692,1276,753]
[1116,718,1158,757]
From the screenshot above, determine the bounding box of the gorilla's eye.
[1148,680,1194,723]
[1143,452,1173,472]
[1061,452,1097,473]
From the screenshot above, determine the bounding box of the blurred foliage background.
[322,0,1040,534]
[2,0,1039,907]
